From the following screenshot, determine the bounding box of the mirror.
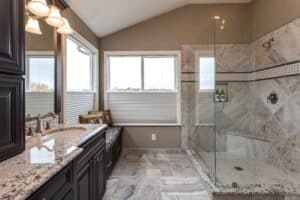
[25,18,55,118]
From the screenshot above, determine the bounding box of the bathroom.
[0,0,299,199]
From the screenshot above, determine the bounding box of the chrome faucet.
[35,112,56,133]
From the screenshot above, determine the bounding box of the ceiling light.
[57,18,74,34]
[45,6,65,27]
[28,0,50,17]
[25,17,42,34]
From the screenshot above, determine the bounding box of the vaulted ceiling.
[66,0,252,37]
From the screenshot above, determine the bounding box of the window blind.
[64,92,95,125]
[107,92,178,124]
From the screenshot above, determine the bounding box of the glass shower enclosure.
[188,10,300,192]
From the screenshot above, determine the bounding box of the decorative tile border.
[215,61,300,82]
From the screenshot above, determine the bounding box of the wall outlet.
[151,133,156,141]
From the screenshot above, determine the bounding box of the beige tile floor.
[103,149,211,200]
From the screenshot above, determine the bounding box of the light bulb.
[25,17,42,34]
[57,18,74,34]
[45,6,65,27]
[28,0,50,17]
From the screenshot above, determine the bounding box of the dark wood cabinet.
[0,74,24,162]
[0,0,25,75]
[76,148,105,200]
[76,160,94,200]
[0,0,25,162]
[75,130,106,200]
[25,130,106,200]
[27,164,74,200]
[94,150,105,200]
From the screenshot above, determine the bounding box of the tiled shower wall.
[183,17,300,178]
[252,17,300,173]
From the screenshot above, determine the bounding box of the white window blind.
[105,52,181,125]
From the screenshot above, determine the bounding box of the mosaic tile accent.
[215,61,300,82]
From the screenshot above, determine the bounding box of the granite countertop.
[0,124,107,200]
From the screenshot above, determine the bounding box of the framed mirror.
[25,19,55,118]
[25,20,62,119]
[24,0,70,121]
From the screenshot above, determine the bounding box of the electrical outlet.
[151,133,156,141]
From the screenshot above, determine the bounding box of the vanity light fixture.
[25,17,42,35]
[45,5,65,27]
[27,0,50,17]
[57,17,73,34]
[25,0,73,35]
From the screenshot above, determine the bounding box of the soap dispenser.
[215,89,220,102]
[220,89,226,102]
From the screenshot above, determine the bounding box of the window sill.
[114,123,182,127]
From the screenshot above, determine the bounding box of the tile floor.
[103,149,211,200]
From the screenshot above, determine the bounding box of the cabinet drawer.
[28,164,73,200]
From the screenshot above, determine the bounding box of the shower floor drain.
[234,166,244,171]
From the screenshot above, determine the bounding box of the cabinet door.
[0,0,24,75]
[94,150,105,200]
[76,160,94,200]
[0,74,24,162]
[27,164,73,200]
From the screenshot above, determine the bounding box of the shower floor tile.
[198,151,300,187]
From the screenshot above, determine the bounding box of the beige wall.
[62,8,98,48]
[99,3,252,107]
[122,127,181,149]
[100,4,252,51]
[25,20,54,51]
[99,4,253,149]
[252,0,300,39]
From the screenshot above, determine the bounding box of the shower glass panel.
[183,38,216,179]
[214,15,256,187]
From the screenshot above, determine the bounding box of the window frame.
[106,54,178,93]
[62,32,99,124]
[104,51,181,126]
[65,35,95,93]
[25,51,55,93]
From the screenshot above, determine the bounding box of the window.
[105,51,180,125]
[109,56,142,91]
[144,57,175,91]
[108,56,176,92]
[199,57,215,91]
[26,54,55,92]
[64,34,99,125]
[66,37,93,92]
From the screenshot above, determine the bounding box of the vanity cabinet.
[26,129,106,200]
[27,164,74,200]
[75,130,106,200]
[0,0,25,162]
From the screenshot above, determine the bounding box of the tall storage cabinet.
[0,0,25,162]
